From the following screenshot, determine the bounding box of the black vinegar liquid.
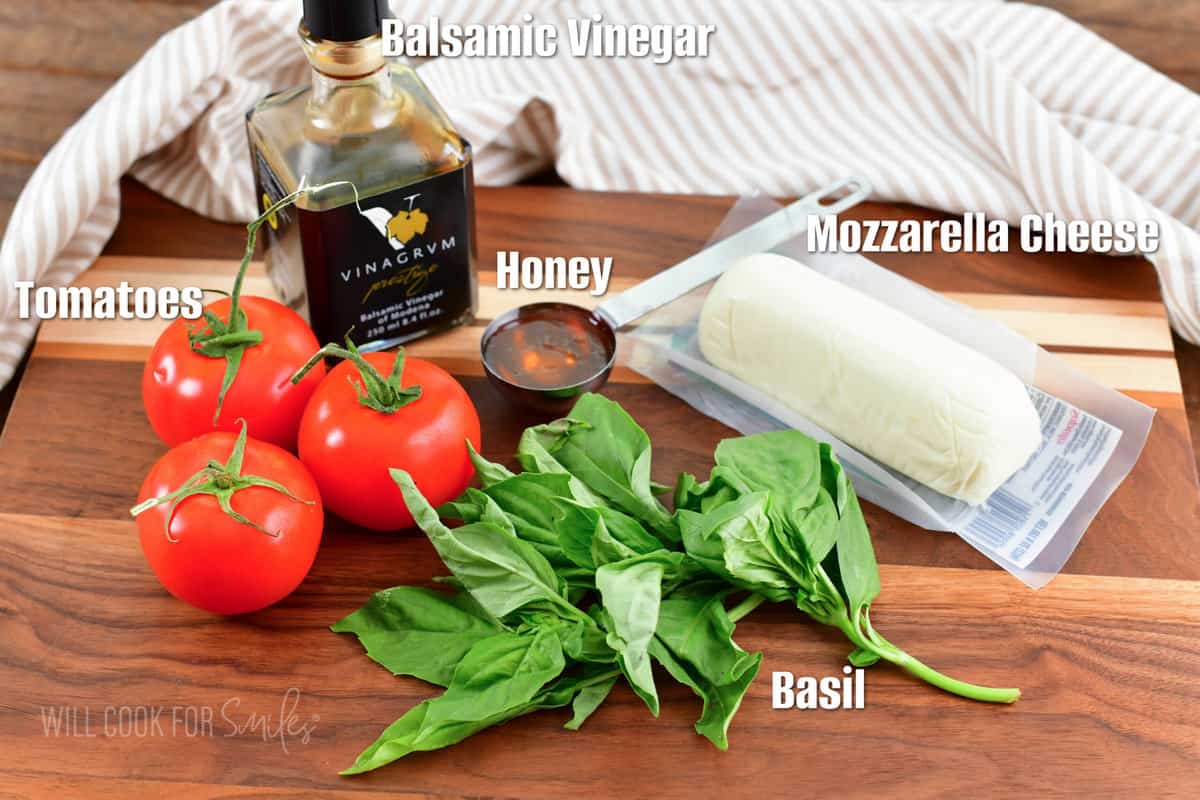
[483,306,613,390]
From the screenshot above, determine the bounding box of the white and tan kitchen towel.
[2,0,1199,388]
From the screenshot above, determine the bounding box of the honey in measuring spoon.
[483,307,612,390]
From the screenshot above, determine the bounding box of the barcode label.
[959,387,1122,569]
[965,488,1034,547]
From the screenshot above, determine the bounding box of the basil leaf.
[345,698,527,775]
[714,431,846,562]
[651,641,762,751]
[331,586,502,687]
[590,518,641,568]
[442,474,580,570]
[394,469,572,620]
[648,593,762,751]
[713,431,822,508]
[592,507,665,568]
[564,676,618,730]
[560,618,617,663]
[551,500,665,570]
[676,508,728,581]
[848,646,881,667]
[472,488,517,535]
[702,473,746,512]
[678,492,796,603]
[830,490,881,616]
[597,506,664,553]
[675,467,749,515]
[595,557,667,716]
[786,489,841,565]
[819,443,849,517]
[437,497,483,523]
[490,474,578,568]
[673,471,706,512]
[342,628,566,774]
[536,663,621,708]
[342,698,444,775]
[815,444,879,619]
[427,628,566,723]
[484,473,574,540]
[516,420,605,506]
[655,593,758,688]
[549,500,604,569]
[559,566,596,601]
[466,440,516,488]
[537,394,678,541]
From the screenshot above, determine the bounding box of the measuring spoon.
[480,177,872,412]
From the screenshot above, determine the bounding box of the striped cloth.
[2,0,1199,389]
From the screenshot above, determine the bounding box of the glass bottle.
[246,0,477,351]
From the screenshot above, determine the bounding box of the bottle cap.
[302,0,388,42]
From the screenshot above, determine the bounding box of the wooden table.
[1,184,1198,798]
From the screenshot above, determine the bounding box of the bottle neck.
[309,63,392,106]
[301,24,391,104]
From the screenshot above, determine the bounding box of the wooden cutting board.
[1,184,1198,798]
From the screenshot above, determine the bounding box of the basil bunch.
[336,394,1018,774]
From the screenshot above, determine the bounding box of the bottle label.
[297,163,477,347]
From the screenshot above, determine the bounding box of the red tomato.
[297,351,480,531]
[142,296,325,450]
[134,428,324,615]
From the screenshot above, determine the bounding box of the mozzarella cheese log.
[698,253,1041,505]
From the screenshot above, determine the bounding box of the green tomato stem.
[291,339,422,414]
[230,180,354,322]
[200,330,263,349]
[130,420,313,541]
[189,179,359,424]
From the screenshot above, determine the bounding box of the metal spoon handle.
[594,176,872,330]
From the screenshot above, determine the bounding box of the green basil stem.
[291,338,422,414]
[713,595,1013,706]
[809,565,1019,703]
[726,593,765,623]
[191,178,358,424]
[852,607,1020,704]
[767,554,1020,704]
[129,420,313,541]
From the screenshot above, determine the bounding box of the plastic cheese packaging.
[697,253,1042,506]
[623,194,1154,588]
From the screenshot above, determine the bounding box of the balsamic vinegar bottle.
[246,0,477,350]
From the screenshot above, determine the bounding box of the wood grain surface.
[1,184,1199,799]
[2,3,1200,799]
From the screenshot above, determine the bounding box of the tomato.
[296,346,480,531]
[142,296,325,450]
[133,425,323,615]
